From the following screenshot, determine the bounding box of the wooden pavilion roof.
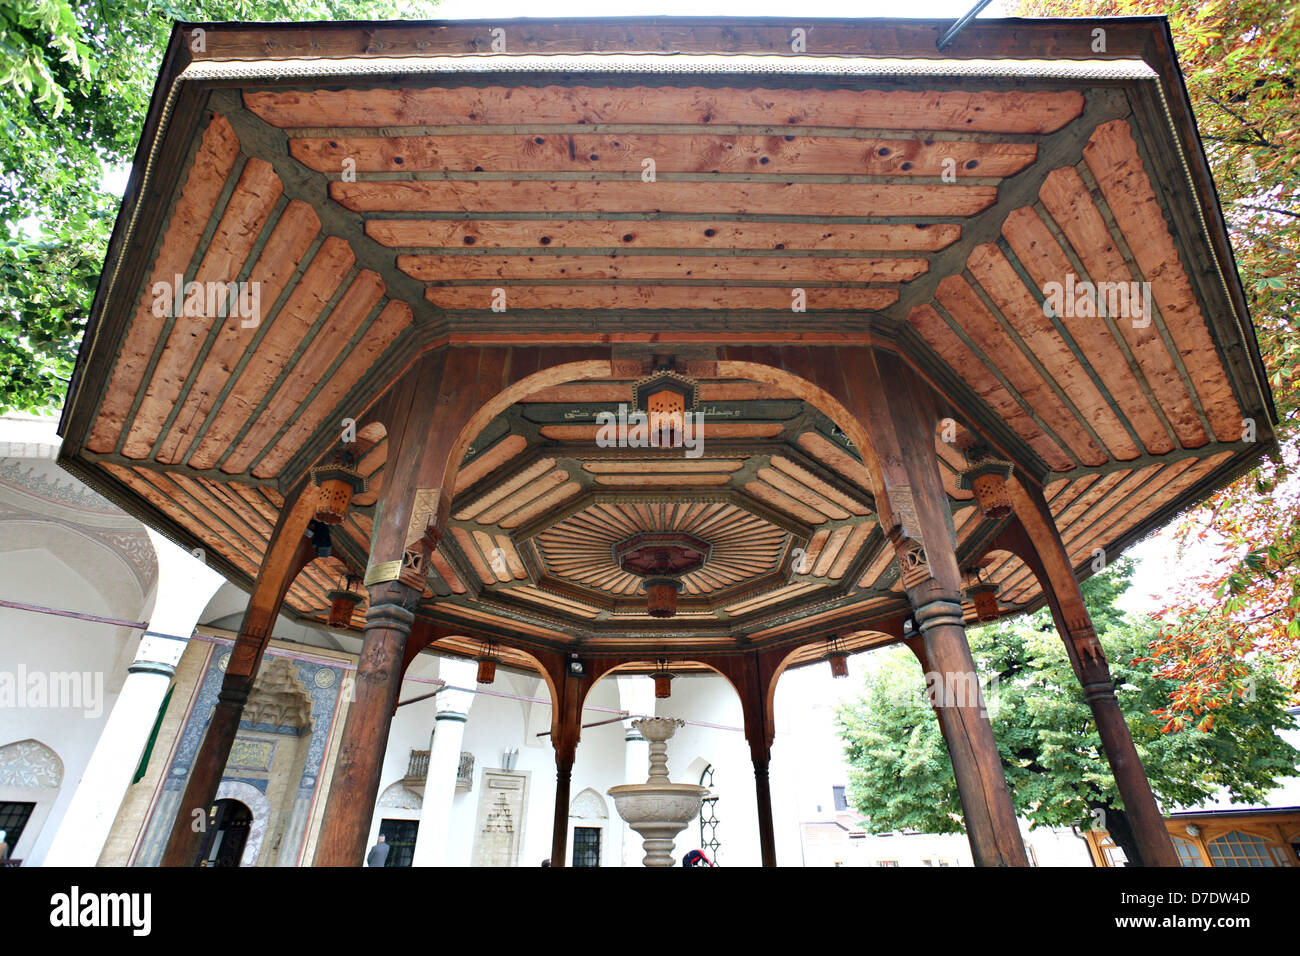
[58,17,1276,666]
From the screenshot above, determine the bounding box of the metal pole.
[937,0,994,50]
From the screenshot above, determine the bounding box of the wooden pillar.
[315,580,420,865]
[314,349,483,865]
[716,651,778,866]
[752,756,777,867]
[1001,480,1180,867]
[546,655,589,868]
[842,349,1028,867]
[551,744,576,867]
[160,485,316,866]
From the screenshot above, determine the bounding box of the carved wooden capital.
[404,487,441,550]
[891,534,931,591]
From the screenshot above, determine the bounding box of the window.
[379,818,419,868]
[572,826,601,867]
[0,802,35,858]
[702,764,722,858]
[699,765,720,856]
[1206,830,1285,867]
[832,786,848,811]
[1172,836,1205,867]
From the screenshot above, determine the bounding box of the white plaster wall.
[0,546,139,864]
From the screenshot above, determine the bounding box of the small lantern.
[967,581,1000,622]
[476,642,500,685]
[326,574,362,628]
[963,563,1000,623]
[957,456,1014,520]
[826,637,850,679]
[652,658,673,699]
[645,577,683,618]
[310,453,367,525]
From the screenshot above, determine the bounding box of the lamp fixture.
[825,636,850,679]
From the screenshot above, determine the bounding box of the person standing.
[366,834,390,867]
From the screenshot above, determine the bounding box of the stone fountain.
[608,717,708,867]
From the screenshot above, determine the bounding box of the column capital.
[127,660,176,679]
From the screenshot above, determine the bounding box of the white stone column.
[44,531,225,866]
[617,675,655,867]
[410,656,477,867]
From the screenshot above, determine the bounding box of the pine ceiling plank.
[1038,166,1208,448]
[369,219,962,253]
[476,468,571,524]
[333,179,996,217]
[1000,453,1230,601]
[247,86,1084,134]
[756,466,850,519]
[429,547,468,594]
[155,200,322,465]
[450,526,496,585]
[293,133,1036,177]
[935,274,1106,467]
[583,460,744,473]
[540,422,783,440]
[200,479,274,538]
[592,474,734,487]
[221,268,385,475]
[185,236,355,471]
[99,464,260,578]
[744,478,826,525]
[403,253,928,283]
[455,457,558,520]
[454,433,529,493]
[828,522,874,579]
[1001,205,1173,455]
[967,242,1140,461]
[768,456,871,514]
[795,432,873,492]
[121,157,283,460]
[89,116,241,454]
[253,299,412,478]
[905,304,1074,471]
[812,526,852,576]
[426,285,898,311]
[1082,119,1244,443]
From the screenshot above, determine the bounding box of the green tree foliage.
[0,0,436,413]
[835,559,1300,862]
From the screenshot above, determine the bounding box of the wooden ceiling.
[57,18,1275,663]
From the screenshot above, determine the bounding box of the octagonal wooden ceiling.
[57,18,1276,663]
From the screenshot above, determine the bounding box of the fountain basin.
[608,783,708,867]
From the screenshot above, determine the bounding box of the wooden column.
[841,349,1028,867]
[315,580,420,865]
[160,484,316,866]
[716,652,778,866]
[313,349,486,865]
[546,654,590,868]
[752,757,777,867]
[551,745,576,867]
[1002,480,1180,867]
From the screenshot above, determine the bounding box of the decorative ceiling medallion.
[614,531,712,619]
